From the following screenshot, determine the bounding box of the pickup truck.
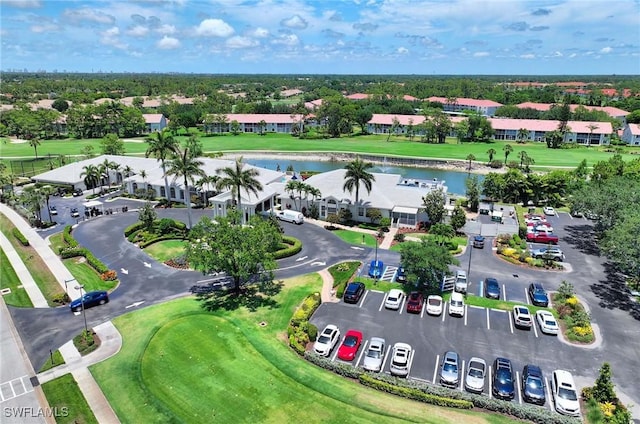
[526,232,559,244]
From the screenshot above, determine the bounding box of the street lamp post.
[74,284,88,334]
[64,278,76,296]
[466,237,474,279]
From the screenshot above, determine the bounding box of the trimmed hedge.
[304,351,364,379]
[288,292,321,355]
[124,221,144,238]
[12,227,29,246]
[62,225,79,249]
[138,235,187,249]
[59,226,114,278]
[273,236,302,259]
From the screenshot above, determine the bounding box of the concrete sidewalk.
[0,231,49,308]
[0,204,83,301]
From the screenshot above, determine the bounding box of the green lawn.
[143,239,187,263]
[332,229,378,247]
[38,349,65,373]
[0,248,33,307]
[2,132,639,168]
[356,277,404,293]
[465,295,556,316]
[41,374,98,424]
[63,257,118,293]
[91,274,516,424]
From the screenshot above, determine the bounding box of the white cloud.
[280,15,308,29]
[157,35,180,49]
[600,46,612,53]
[127,25,149,37]
[226,36,259,49]
[62,7,115,25]
[520,53,535,59]
[551,51,563,57]
[155,24,176,35]
[272,34,299,46]
[250,27,269,38]
[195,18,234,37]
[30,23,60,33]
[103,26,120,37]
[100,26,128,49]
[2,0,41,8]
[473,51,490,57]
[397,47,408,54]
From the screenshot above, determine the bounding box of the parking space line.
[378,294,386,312]
[355,340,368,368]
[420,302,426,318]
[509,311,514,333]
[486,307,491,330]
[442,305,446,322]
[502,284,507,301]
[545,377,553,411]
[331,336,344,362]
[358,291,368,308]
[524,287,530,305]
[488,365,493,399]
[459,360,466,391]
[464,305,468,325]
[532,320,539,338]
[516,371,522,404]
[407,349,416,377]
[399,298,406,315]
[381,345,392,372]
[370,290,385,294]
[432,354,440,385]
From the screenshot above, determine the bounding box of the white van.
[449,292,465,317]
[277,209,304,224]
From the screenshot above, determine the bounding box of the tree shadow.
[590,261,640,321]
[562,224,601,257]
[190,276,284,312]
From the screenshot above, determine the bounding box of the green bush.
[288,292,321,354]
[124,221,144,238]
[60,247,87,258]
[12,228,29,246]
[290,292,321,326]
[306,323,318,341]
[273,236,302,259]
[59,227,113,276]
[62,225,78,248]
[328,261,360,288]
[304,352,364,379]
[51,293,70,305]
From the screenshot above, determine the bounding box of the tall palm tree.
[166,145,205,229]
[216,157,263,224]
[343,157,375,206]
[196,174,221,207]
[285,180,304,210]
[145,128,178,201]
[465,154,476,172]
[29,138,41,158]
[138,169,148,198]
[80,164,101,194]
[503,144,513,164]
[516,128,529,144]
[486,148,496,163]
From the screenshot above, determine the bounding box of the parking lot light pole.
[466,236,474,278]
[74,284,88,334]
[64,278,76,296]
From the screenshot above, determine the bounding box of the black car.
[484,278,501,299]
[522,365,546,405]
[72,188,83,197]
[492,357,515,400]
[49,205,58,215]
[69,290,109,312]
[473,235,485,248]
[70,207,80,218]
[528,282,549,307]
[396,266,407,283]
[343,282,365,304]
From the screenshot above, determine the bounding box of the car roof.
[514,305,530,313]
[486,277,498,284]
[346,282,363,289]
[524,364,543,377]
[427,294,442,301]
[553,370,575,386]
[323,324,338,332]
[495,357,511,367]
[388,288,403,296]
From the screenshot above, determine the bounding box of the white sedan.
[426,295,443,316]
[313,324,341,356]
[543,206,556,216]
[384,289,405,310]
[536,310,559,335]
[513,305,533,329]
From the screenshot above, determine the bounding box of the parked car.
[536,310,559,335]
[343,282,365,304]
[454,270,468,294]
[525,215,546,225]
[389,342,412,377]
[70,207,80,218]
[465,357,487,394]
[49,205,58,215]
[551,370,581,417]
[362,337,386,372]
[313,324,341,356]
[406,292,424,314]
[513,305,533,329]
[531,247,564,262]
[395,266,407,283]
[526,232,559,244]
[337,329,363,361]
[484,277,501,299]
[384,289,405,310]
[527,220,552,229]
[522,365,546,405]
[368,260,384,279]
[543,206,556,216]
[69,290,109,312]
[472,235,485,248]
[72,188,83,197]
[426,295,443,316]
[530,224,554,233]
[440,351,460,388]
[492,358,515,400]
[448,292,465,317]
[528,282,550,307]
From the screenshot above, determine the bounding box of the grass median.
[0,248,33,307]
[91,273,516,424]
[41,374,98,424]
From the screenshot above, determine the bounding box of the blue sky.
[1,0,639,75]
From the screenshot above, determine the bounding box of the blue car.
[368,260,384,279]
[69,290,109,312]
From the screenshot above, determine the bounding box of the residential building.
[426,96,503,117]
[142,114,168,133]
[491,118,612,145]
[515,102,629,123]
[621,123,640,146]
[203,113,305,134]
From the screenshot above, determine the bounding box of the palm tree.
[486,148,496,163]
[196,174,221,207]
[145,128,178,201]
[465,154,476,172]
[138,169,148,198]
[216,157,263,224]
[99,158,118,188]
[21,186,46,223]
[285,180,304,210]
[518,151,529,168]
[29,138,41,158]
[503,144,513,164]
[80,164,101,194]
[166,145,205,229]
[121,165,133,188]
[343,157,376,206]
[516,128,529,144]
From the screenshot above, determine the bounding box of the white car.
[313,324,340,356]
[361,337,386,372]
[525,216,546,225]
[465,357,487,394]
[551,370,581,417]
[536,310,559,335]
[448,292,465,317]
[543,206,556,216]
[513,305,533,329]
[389,342,412,377]
[384,289,405,310]
[426,295,443,316]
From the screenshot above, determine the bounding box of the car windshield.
[428,298,440,306]
[443,363,457,373]
[388,295,399,302]
[526,377,543,389]
[451,300,462,307]
[497,369,512,383]
[545,319,557,326]
[559,388,578,401]
[367,349,381,359]
[318,335,331,344]
[344,336,358,347]
[469,368,483,378]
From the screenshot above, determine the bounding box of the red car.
[406,292,424,314]
[338,330,363,361]
[526,232,559,244]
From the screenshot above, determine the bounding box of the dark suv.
[492,358,515,400]
[522,365,546,405]
[343,282,365,304]
[484,278,501,299]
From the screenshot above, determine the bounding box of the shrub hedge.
[59,226,114,278]
[124,221,144,238]
[12,228,29,246]
[273,236,302,259]
[288,292,321,355]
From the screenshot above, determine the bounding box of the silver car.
[531,247,565,261]
[440,351,460,388]
[361,337,386,372]
[389,342,412,377]
[465,357,487,393]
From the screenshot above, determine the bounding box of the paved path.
[318,268,339,304]
[0,231,49,308]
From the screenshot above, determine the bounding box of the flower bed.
[553,281,595,344]
[496,233,563,270]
